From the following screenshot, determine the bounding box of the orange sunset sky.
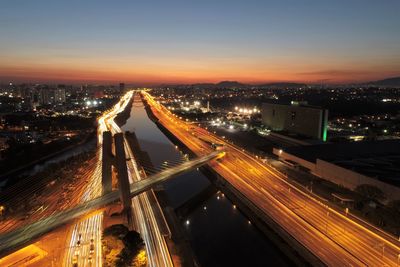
[1,1,399,85]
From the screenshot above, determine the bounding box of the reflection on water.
[122,98,290,267]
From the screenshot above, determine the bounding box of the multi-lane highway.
[0,149,222,257]
[0,91,209,266]
[143,91,400,266]
[63,91,136,267]
[102,92,174,267]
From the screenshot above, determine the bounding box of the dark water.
[122,100,291,267]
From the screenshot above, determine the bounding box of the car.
[72,254,78,267]
[89,238,94,254]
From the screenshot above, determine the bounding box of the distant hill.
[191,83,215,88]
[157,80,306,89]
[216,81,247,88]
[257,82,306,88]
[369,77,400,87]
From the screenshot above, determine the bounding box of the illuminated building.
[261,101,328,141]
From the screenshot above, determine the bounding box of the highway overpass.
[0,150,224,257]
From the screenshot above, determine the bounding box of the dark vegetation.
[103,224,146,267]
[355,184,386,202]
[0,132,94,176]
[0,151,95,218]
[2,114,96,131]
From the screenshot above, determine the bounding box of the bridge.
[0,146,223,257]
[0,91,224,267]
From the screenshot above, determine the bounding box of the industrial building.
[261,101,328,140]
[274,140,400,201]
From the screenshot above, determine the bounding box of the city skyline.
[1,0,400,84]
[2,2,400,266]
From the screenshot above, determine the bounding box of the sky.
[0,0,399,84]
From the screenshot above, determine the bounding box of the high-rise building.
[119,83,125,93]
[261,101,328,141]
[55,87,66,103]
[39,88,55,105]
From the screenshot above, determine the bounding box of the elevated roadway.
[0,150,223,258]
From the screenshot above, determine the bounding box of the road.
[1,91,208,266]
[105,92,175,267]
[143,91,400,267]
[63,92,134,267]
[0,150,222,257]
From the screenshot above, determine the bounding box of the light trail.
[106,92,173,267]
[0,150,221,256]
[63,93,133,267]
[143,90,400,267]
[0,91,213,266]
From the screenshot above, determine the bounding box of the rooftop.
[284,140,400,186]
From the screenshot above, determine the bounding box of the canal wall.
[114,96,134,128]
[175,184,217,219]
[142,98,324,267]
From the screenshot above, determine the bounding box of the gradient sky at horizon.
[0,0,399,84]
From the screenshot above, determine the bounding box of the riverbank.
[141,95,319,266]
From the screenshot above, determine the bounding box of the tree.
[388,200,400,214]
[103,224,146,267]
[355,184,386,202]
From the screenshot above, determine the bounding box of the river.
[121,97,291,267]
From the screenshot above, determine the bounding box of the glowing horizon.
[1,1,399,85]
